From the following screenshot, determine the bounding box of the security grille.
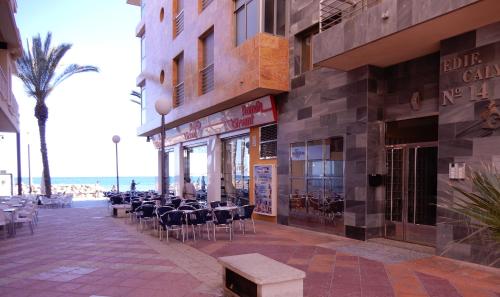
[320,0,379,32]
[200,64,214,94]
[201,0,213,10]
[174,82,184,107]
[260,123,277,159]
[175,10,184,36]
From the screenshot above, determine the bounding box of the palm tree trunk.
[35,102,52,197]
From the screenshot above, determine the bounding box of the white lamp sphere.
[155,99,171,115]
[112,135,121,143]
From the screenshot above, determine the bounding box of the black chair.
[210,201,221,209]
[238,205,256,234]
[212,209,233,241]
[185,199,197,204]
[159,210,185,242]
[171,198,182,209]
[127,200,143,222]
[219,202,227,207]
[110,196,123,205]
[186,209,211,240]
[186,202,201,209]
[136,204,155,232]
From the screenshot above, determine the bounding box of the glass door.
[385,144,437,246]
[222,136,250,205]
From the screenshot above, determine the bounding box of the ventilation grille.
[260,124,277,159]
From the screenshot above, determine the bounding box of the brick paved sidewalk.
[0,206,499,297]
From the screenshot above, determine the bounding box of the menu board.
[254,165,276,216]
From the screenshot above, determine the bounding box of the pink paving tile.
[361,285,395,297]
[70,274,102,284]
[118,277,152,288]
[416,272,462,297]
[73,283,109,295]
[95,285,135,297]
[124,287,167,297]
[27,290,65,297]
[53,282,85,292]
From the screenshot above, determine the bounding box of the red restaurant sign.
[153,96,276,148]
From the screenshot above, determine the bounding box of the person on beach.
[182,177,196,200]
[130,179,137,191]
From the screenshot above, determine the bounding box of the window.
[140,35,146,72]
[296,25,319,75]
[200,28,214,95]
[235,0,259,46]
[201,0,213,11]
[264,0,286,36]
[140,84,146,125]
[222,136,250,205]
[290,137,344,203]
[260,123,277,159]
[174,0,184,37]
[173,52,184,107]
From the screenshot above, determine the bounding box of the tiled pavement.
[0,205,499,297]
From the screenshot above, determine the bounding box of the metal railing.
[174,82,185,107]
[0,66,8,102]
[175,10,184,36]
[201,0,213,10]
[320,0,380,32]
[200,63,214,95]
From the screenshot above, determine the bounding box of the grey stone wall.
[437,22,500,266]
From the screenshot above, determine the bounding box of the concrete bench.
[111,204,130,218]
[218,253,306,297]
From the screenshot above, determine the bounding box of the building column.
[207,135,221,202]
[16,132,22,195]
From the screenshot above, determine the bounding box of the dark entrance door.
[384,116,438,246]
[385,144,437,246]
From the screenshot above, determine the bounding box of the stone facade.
[282,0,500,266]
[437,22,500,265]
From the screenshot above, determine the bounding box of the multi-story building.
[0,0,22,195]
[129,0,500,266]
[127,0,288,222]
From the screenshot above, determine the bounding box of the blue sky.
[0,0,157,177]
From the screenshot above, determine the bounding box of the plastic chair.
[212,209,233,241]
[238,205,256,234]
[186,209,211,240]
[137,204,155,232]
[159,210,185,242]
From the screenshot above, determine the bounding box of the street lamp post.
[154,99,170,198]
[112,135,121,192]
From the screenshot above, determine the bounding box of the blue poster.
[254,165,273,215]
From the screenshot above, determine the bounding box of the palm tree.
[130,90,141,105]
[16,32,98,197]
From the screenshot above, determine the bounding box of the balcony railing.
[0,67,8,102]
[201,0,213,10]
[200,64,214,95]
[175,10,184,37]
[320,0,379,32]
[174,82,185,107]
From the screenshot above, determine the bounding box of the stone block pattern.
[437,26,500,266]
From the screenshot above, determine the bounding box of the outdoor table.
[214,206,238,211]
[2,208,16,236]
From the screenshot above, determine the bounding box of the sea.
[21,176,159,192]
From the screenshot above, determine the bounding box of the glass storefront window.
[290,142,305,177]
[289,137,345,222]
[183,145,208,199]
[222,135,250,205]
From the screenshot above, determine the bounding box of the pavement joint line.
[109,214,223,292]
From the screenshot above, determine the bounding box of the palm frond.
[441,166,500,242]
[52,64,99,89]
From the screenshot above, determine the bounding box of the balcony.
[174,10,184,37]
[313,0,500,70]
[137,33,288,137]
[0,66,19,132]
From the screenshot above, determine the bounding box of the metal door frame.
[385,141,437,245]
